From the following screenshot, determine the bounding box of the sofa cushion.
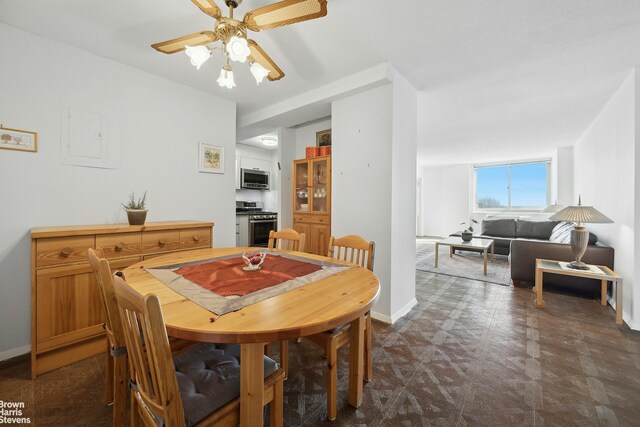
[516,219,559,240]
[481,219,516,238]
[174,343,278,426]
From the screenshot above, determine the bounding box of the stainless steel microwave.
[240,168,270,190]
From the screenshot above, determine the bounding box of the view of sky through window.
[476,162,548,210]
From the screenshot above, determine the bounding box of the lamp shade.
[549,205,613,224]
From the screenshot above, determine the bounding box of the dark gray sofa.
[451,218,614,296]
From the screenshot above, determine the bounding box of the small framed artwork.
[0,126,38,153]
[316,129,331,147]
[199,142,224,174]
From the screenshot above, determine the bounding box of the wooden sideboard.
[30,220,214,378]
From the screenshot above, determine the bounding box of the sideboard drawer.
[293,214,330,225]
[180,227,212,250]
[96,232,142,259]
[36,236,95,268]
[142,230,180,254]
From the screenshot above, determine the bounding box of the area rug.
[415,239,512,286]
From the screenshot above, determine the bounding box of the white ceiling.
[238,131,278,151]
[2,0,640,166]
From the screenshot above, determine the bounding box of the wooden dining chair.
[302,235,375,421]
[267,227,306,378]
[268,228,306,252]
[112,275,285,427]
[88,248,128,427]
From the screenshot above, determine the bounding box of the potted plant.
[122,191,148,225]
[460,219,478,242]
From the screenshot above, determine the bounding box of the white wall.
[389,69,418,318]
[420,165,472,237]
[0,24,237,358]
[277,128,297,229]
[574,70,636,328]
[556,146,574,205]
[333,78,417,323]
[294,119,332,159]
[333,85,393,320]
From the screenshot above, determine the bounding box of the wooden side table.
[533,258,623,324]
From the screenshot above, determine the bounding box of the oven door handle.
[249,220,278,224]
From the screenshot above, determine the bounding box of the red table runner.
[175,255,322,297]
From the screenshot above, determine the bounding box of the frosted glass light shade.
[185,45,211,70]
[217,65,235,89]
[261,136,277,146]
[226,36,251,63]
[250,61,270,84]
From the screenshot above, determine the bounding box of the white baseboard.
[0,345,30,362]
[371,298,418,325]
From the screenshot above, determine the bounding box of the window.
[474,161,550,211]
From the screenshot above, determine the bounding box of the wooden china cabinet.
[292,156,331,255]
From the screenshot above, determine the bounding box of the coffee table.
[435,237,495,275]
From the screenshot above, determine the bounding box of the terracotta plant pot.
[461,232,473,242]
[127,210,148,226]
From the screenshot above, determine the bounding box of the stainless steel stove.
[236,201,278,247]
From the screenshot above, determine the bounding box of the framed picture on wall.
[0,126,38,153]
[316,129,331,147]
[199,143,224,174]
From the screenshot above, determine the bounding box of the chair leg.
[269,377,284,427]
[112,356,128,427]
[130,393,139,427]
[104,343,114,404]
[279,340,289,380]
[264,342,272,357]
[364,314,372,382]
[327,339,338,421]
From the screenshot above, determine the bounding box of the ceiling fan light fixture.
[249,61,270,84]
[185,45,211,70]
[226,36,251,63]
[217,64,235,89]
[261,136,277,147]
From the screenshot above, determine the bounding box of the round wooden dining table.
[121,247,380,427]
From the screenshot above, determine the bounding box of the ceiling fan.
[151,0,328,89]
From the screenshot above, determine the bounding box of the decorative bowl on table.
[242,251,266,271]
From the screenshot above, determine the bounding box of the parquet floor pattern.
[1,243,639,425]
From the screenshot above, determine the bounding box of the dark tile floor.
[2,244,640,426]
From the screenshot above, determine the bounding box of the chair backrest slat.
[113,276,185,427]
[268,228,306,252]
[88,248,126,351]
[327,235,375,271]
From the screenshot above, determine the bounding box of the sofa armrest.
[510,240,615,283]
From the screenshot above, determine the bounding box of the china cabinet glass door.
[311,158,329,213]
[295,161,310,212]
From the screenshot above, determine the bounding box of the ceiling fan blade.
[151,31,217,54]
[243,0,327,32]
[191,0,222,19]
[248,40,285,81]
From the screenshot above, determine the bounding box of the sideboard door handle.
[60,247,72,257]
[158,239,166,246]
[115,243,124,251]
[193,235,200,242]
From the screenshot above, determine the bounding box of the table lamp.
[549,196,613,270]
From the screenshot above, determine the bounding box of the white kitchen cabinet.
[236,215,249,247]
[240,156,271,172]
